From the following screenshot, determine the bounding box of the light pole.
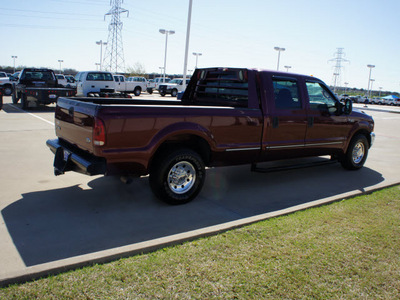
[192,52,202,69]
[95,63,101,71]
[182,0,193,90]
[367,64,375,99]
[333,73,339,94]
[58,60,64,74]
[274,47,285,71]
[159,29,175,83]
[284,65,291,72]
[11,56,18,73]
[370,79,375,98]
[344,82,349,95]
[379,87,382,97]
[96,40,107,71]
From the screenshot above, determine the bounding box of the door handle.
[308,116,314,127]
[272,117,279,128]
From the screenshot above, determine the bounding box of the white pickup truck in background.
[114,75,147,96]
[75,71,116,97]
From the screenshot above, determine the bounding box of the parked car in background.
[370,98,385,105]
[146,79,156,94]
[0,72,13,96]
[55,74,68,87]
[154,77,171,91]
[75,71,116,97]
[158,78,191,97]
[64,75,77,88]
[12,68,76,109]
[115,75,147,96]
[384,98,400,106]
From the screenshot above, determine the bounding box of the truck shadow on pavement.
[1,103,55,114]
[2,160,384,267]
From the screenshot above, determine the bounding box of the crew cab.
[46,67,375,205]
[159,78,190,97]
[12,68,76,109]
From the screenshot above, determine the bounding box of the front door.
[304,81,351,155]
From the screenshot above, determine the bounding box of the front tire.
[149,148,206,205]
[341,134,369,170]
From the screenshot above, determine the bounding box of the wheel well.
[150,134,211,170]
[351,130,371,147]
[135,86,142,91]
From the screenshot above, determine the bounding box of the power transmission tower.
[102,0,129,73]
[329,48,349,94]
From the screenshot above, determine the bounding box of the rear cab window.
[191,68,249,107]
[86,72,114,81]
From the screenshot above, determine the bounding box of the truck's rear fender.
[148,122,215,170]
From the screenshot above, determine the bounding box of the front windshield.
[169,79,182,84]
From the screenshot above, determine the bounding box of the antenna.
[328,48,349,94]
[102,0,129,73]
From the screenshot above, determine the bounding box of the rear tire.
[21,93,28,109]
[340,134,369,170]
[171,89,178,97]
[149,148,205,205]
[134,87,141,96]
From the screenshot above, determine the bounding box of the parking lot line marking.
[11,104,55,126]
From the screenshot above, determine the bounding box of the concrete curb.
[1,180,399,287]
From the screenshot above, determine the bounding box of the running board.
[251,158,338,173]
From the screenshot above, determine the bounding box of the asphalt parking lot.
[1,95,400,286]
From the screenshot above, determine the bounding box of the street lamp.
[379,87,383,97]
[333,73,339,93]
[274,47,285,71]
[58,60,64,74]
[11,56,18,73]
[284,65,291,72]
[96,40,107,71]
[192,52,202,69]
[159,29,175,83]
[344,82,349,95]
[370,79,375,98]
[367,64,375,99]
[95,63,101,71]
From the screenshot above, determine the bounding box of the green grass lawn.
[1,185,400,299]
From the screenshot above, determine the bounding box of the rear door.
[261,74,308,159]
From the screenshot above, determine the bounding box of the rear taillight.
[93,118,106,146]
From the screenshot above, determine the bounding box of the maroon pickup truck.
[46,67,375,204]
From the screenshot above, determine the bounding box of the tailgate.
[55,97,98,153]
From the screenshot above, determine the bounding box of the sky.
[1,0,400,93]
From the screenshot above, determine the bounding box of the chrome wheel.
[167,161,196,194]
[352,141,365,164]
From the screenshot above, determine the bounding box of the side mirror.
[343,98,352,115]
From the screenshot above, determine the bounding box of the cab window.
[272,78,301,109]
[306,81,337,113]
